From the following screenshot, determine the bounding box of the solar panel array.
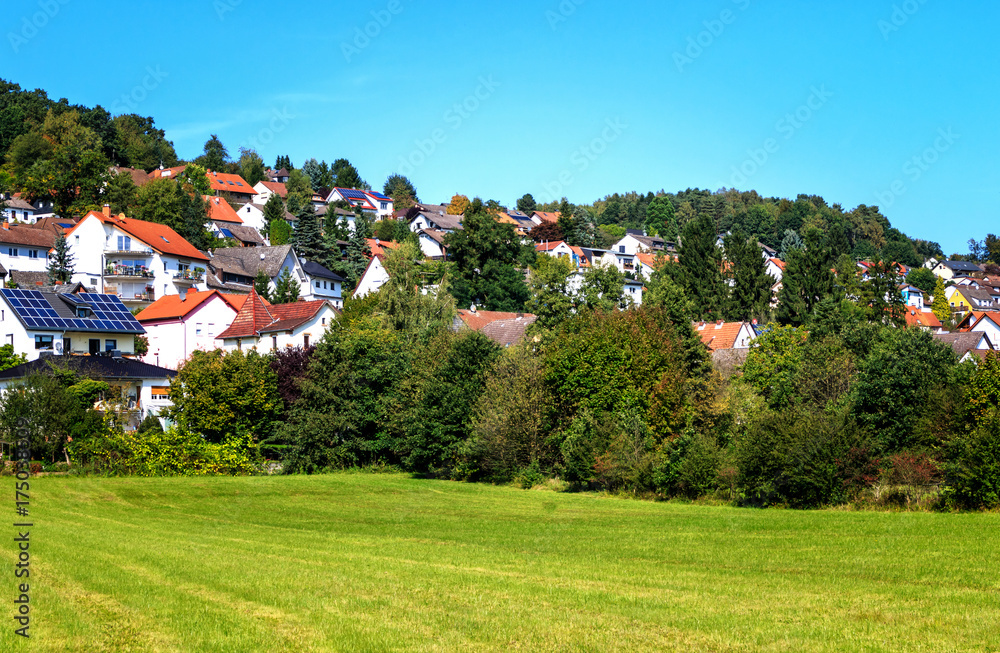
[0,289,143,333]
[369,191,391,201]
[339,189,369,202]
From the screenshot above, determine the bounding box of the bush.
[672,432,725,499]
[944,410,1000,509]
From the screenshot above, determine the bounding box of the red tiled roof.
[68,211,208,262]
[533,211,560,224]
[136,290,235,322]
[258,181,288,198]
[217,288,275,339]
[207,171,254,195]
[457,309,535,332]
[904,309,942,329]
[259,301,327,333]
[694,321,750,351]
[366,239,400,260]
[535,241,567,252]
[0,224,55,248]
[769,258,786,271]
[204,196,242,224]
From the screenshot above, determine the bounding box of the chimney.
[102,204,111,218]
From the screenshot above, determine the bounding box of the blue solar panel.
[340,189,368,201]
[369,191,391,201]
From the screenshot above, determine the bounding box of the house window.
[105,339,117,352]
[35,335,53,350]
[304,334,310,348]
[272,335,278,350]
[8,248,17,257]
[63,337,71,353]
[208,323,215,337]
[151,386,169,400]
[89,339,100,355]
[315,281,320,288]
[117,235,131,250]
[28,249,38,259]
[196,323,203,336]
[619,246,626,253]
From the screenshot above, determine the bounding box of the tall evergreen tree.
[645,196,676,239]
[200,134,228,172]
[273,267,300,304]
[290,204,326,263]
[238,147,266,186]
[724,231,773,322]
[253,269,272,303]
[776,228,835,326]
[332,158,366,189]
[677,214,727,321]
[343,212,373,289]
[516,193,537,215]
[931,275,951,325]
[46,232,75,284]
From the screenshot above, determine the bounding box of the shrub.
[672,432,725,499]
[835,447,882,497]
[943,409,1000,510]
[885,452,941,487]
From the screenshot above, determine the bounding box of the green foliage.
[289,204,326,263]
[579,264,628,311]
[931,275,951,324]
[906,267,937,294]
[332,158,367,190]
[47,232,75,284]
[678,214,727,321]
[724,230,773,322]
[177,163,210,196]
[270,219,291,246]
[526,254,576,330]
[964,351,1000,428]
[851,328,955,452]
[740,325,808,410]
[645,196,677,239]
[106,171,139,215]
[776,228,835,326]
[253,269,272,302]
[0,344,27,371]
[375,241,456,337]
[165,349,282,445]
[943,409,1000,509]
[273,267,300,304]
[198,134,229,172]
[383,174,417,209]
[0,371,98,462]
[446,199,530,312]
[516,193,537,215]
[133,335,149,357]
[238,147,266,186]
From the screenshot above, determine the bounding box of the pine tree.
[273,267,300,304]
[290,204,326,263]
[724,231,773,322]
[253,269,272,303]
[677,214,727,321]
[47,232,75,284]
[931,275,951,325]
[344,212,373,289]
[776,228,834,326]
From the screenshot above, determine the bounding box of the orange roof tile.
[217,288,275,339]
[533,211,560,224]
[72,211,209,262]
[258,181,288,198]
[769,258,786,271]
[260,301,328,333]
[904,309,942,329]
[693,321,750,351]
[135,290,232,322]
[366,239,400,260]
[204,196,243,224]
[457,309,535,332]
[206,171,254,195]
[535,241,567,252]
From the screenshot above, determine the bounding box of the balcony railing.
[172,270,204,284]
[105,265,154,279]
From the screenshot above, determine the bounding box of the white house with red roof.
[135,289,249,369]
[206,170,255,204]
[217,289,338,352]
[695,321,757,351]
[326,188,395,220]
[252,181,288,205]
[63,208,209,308]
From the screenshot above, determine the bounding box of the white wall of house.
[252,182,279,205]
[236,204,269,234]
[612,235,651,256]
[219,303,338,353]
[418,232,446,259]
[537,242,575,259]
[354,257,390,299]
[140,296,239,370]
[0,243,49,274]
[302,275,343,308]
[0,295,138,360]
[971,315,1000,347]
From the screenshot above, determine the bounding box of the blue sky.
[3,0,996,253]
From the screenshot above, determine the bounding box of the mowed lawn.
[3,475,1000,652]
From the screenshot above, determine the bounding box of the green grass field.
[2,473,999,652]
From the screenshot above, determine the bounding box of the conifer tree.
[290,204,326,263]
[724,231,773,322]
[931,275,951,325]
[261,193,286,241]
[47,232,75,284]
[253,269,272,303]
[776,228,834,326]
[677,213,727,321]
[273,267,300,304]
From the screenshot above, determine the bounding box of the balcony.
[106,248,154,256]
[105,283,155,306]
[105,264,154,280]
[172,269,204,285]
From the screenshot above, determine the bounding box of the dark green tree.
[516,193,537,214]
[332,158,367,190]
[383,174,418,203]
[238,147,266,186]
[776,228,835,326]
[46,232,75,284]
[199,134,229,172]
[253,269,272,303]
[677,214,727,321]
[105,171,138,216]
[290,204,327,263]
[273,267,300,304]
[645,196,677,239]
[724,230,773,322]
[273,155,292,170]
[261,193,286,240]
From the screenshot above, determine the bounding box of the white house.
[206,245,341,305]
[418,229,449,259]
[2,197,45,224]
[62,209,209,308]
[327,188,395,220]
[611,232,674,256]
[765,258,785,283]
[535,241,576,259]
[0,288,144,360]
[354,256,391,299]
[252,181,288,205]
[408,211,463,234]
[217,289,338,352]
[968,312,1000,348]
[135,289,248,370]
[0,224,54,278]
[0,355,177,425]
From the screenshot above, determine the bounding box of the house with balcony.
[326,188,395,220]
[63,208,208,308]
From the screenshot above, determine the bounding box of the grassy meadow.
[2,473,999,652]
